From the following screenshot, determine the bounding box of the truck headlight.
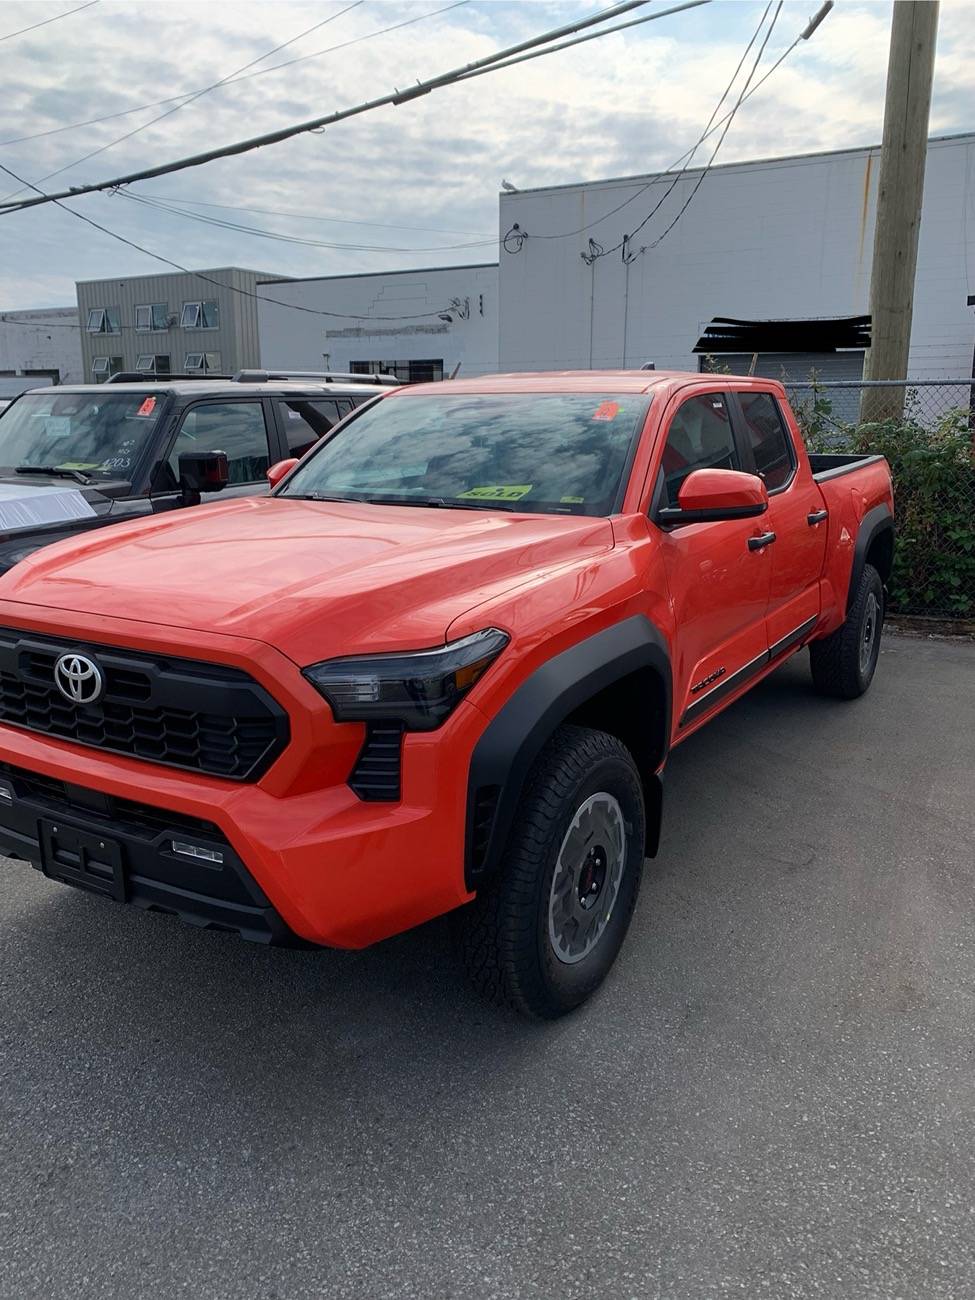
[303,628,509,731]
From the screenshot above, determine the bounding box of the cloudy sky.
[0,0,971,308]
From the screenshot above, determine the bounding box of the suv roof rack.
[106,372,231,384]
[231,369,400,387]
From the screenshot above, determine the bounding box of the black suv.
[0,372,397,573]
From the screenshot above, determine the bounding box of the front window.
[280,392,649,516]
[277,398,352,458]
[86,306,121,334]
[660,393,739,506]
[180,300,219,330]
[135,303,168,332]
[167,401,270,485]
[0,390,166,478]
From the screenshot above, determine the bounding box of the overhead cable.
[0,0,655,215]
[0,0,97,43]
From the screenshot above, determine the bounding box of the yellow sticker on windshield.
[560,495,584,504]
[458,485,533,501]
[56,462,101,470]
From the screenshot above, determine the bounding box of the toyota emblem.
[53,652,105,705]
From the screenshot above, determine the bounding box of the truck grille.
[0,628,288,781]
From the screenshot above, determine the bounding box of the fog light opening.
[171,840,224,865]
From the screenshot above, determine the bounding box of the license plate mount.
[39,820,126,902]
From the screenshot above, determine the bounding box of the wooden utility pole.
[861,0,939,423]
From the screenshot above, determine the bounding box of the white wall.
[0,308,83,385]
[498,134,975,381]
[257,264,498,378]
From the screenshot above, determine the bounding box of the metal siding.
[75,268,272,378]
[714,352,866,383]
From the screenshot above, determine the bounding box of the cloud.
[0,0,971,307]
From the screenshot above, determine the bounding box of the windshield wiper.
[15,464,94,485]
[285,492,358,502]
[363,494,520,512]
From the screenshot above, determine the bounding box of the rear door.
[650,389,773,735]
[730,389,827,652]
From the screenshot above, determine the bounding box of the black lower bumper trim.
[0,764,303,946]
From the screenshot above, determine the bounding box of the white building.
[0,307,83,395]
[497,133,975,383]
[257,263,498,382]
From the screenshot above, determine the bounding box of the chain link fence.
[783,378,975,621]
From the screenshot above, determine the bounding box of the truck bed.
[809,452,886,483]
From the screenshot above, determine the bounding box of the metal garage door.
[709,351,865,383]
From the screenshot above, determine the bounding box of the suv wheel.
[462,725,646,1019]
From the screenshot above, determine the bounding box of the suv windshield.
[0,391,167,480]
[280,392,650,516]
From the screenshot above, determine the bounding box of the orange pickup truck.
[0,371,893,1017]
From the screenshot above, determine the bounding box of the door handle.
[748,531,777,551]
[807,509,828,525]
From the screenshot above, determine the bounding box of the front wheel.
[461,725,646,1019]
[809,562,884,699]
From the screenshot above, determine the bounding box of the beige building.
[76,266,284,381]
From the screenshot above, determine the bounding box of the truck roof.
[27,379,379,399]
[393,370,739,396]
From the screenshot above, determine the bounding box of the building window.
[184,351,222,373]
[180,300,220,329]
[86,306,121,334]
[91,356,123,382]
[135,303,169,332]
[350,359,443,383]
[136,354,171,374]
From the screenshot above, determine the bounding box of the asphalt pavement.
[1,631,973,1300]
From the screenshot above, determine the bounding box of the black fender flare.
[848,503,894,615]
[465,615,672,891]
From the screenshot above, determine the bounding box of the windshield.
[279,392,650,516]
[0,391,167,480]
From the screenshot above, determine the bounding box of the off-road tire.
[461,725,646,1019]
[809,562,884,699]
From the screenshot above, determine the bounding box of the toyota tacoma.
[0,371,894,1018]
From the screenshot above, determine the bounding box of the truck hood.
[0,496,614,664]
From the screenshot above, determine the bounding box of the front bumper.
[0,761,298,943]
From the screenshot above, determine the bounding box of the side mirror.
[657,468,768,525]
[178,450,229,497]
[267,457,299,490]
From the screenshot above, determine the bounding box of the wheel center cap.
[578,848,607,910]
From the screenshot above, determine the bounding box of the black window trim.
[727,388,797,496]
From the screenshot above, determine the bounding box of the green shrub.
[796,399,975,618]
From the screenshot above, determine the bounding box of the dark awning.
[693,316,871,354]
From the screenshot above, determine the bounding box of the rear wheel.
[809,562,884,699]
[461,725,645,1019]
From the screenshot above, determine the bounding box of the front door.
[652,391,773,737]
[732,390,827,650]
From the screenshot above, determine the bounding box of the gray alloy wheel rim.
[547,792,627,966]
[860,590,880,675]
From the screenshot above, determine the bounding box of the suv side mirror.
[267,457,299,490]
[657,468,768,526]
[178,450,229,495]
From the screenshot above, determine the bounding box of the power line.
[0,1,471,149]
[133,193,492,238]
[0,2,364,204]
[0,159,468,321]
[118,190,497,254]
[0,0,97,43]
[0,0,656,215]
[505,0,831,249]
[628,2,783,258]
[580,0,774,264]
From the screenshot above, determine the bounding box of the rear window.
[280,392,650,516]
[0,391,166,478]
